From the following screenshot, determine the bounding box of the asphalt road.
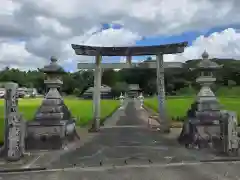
[1,100,240,180]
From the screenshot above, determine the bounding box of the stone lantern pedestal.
[25,57,77,150]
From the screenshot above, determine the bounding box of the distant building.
[0,88,4,98]
[17,87,27,98]
[81,84,113,99]
[127,84,141,98]
[17,87,38,98]
[25,88,38,97]
[0,82,38,98]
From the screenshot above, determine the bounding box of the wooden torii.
[72,42,188,132]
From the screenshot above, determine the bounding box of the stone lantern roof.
[202,50,209,59]
[197,51,222,69]
[41,56,65,74]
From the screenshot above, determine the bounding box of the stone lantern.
[179,51,240,154]
[182,50,223,126]
[195,50,222,113]
[178,51,223,147]
[196,51,221,87]
[119,92,125,109]
[25,57,77,150]
[43,56,64,94]
[138,92,144,109]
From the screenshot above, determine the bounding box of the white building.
[0,88,5,98]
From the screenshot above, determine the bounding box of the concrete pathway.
[20,127,96,169]
[47,99,221,169]
[103,99,129,127]
[1,161,240,180]
[2,99,240,179]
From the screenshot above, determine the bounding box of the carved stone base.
[88,123,100,133]
[88,127,100,133]
[25,120,77,150]
[178,121,223,151]
[25,135,62,150]
[88,118,101,133]
[158,121,171,134]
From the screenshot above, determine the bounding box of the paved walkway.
[47,99,218,169]
[21,127,95,169]
[1,99,240,179]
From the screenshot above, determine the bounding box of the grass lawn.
[145,97,240,121]
[0,98,119,144]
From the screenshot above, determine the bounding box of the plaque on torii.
[72,42,188,132]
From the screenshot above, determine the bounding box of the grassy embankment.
[0,98,119,144]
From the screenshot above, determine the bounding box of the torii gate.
[72,42,188,132]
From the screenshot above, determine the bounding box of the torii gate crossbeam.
[72,42,188,133]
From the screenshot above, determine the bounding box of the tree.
[102,70,119,87]
[0,57,239,96]
[228,80,236,88]
[111,81,128,97]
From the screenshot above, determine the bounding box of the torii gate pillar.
[91,54,102,132]
[126,55,132,66]
[156,53,169,132]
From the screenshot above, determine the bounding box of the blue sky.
[65,23,239,71]
[94,23,239,64]
[135,23,240,47]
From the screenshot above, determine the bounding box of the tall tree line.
[0,58,239,96]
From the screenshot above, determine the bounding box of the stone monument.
[3,83,25,161]
[25,57,77,150]
[220,111,239,155]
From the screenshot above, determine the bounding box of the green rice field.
[0,98,119,144]
[145,97,240,121]
[1,97,240,144]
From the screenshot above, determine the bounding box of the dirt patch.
[171,121,183,128]
[144,105,183,128]
[149,115,183,128]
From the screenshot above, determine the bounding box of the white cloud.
[0,40,45,70]
[63,28,141,64]
[0,0,21,15]
[165,28,240,62]
[35,16,72,37]
[82,28,141,47]
[0,0,240,70]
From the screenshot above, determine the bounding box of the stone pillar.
[126,56,132,99]
[2,85,9,156]
[156,53,169,133]
[4,83,24,161]
[126,56,132,67]
[92,54,102,131]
